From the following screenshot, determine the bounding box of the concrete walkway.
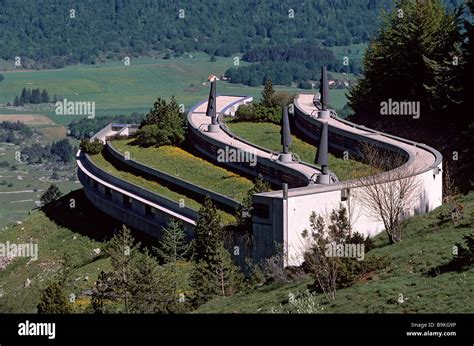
[295,93,437,175]
[190,95,321,182]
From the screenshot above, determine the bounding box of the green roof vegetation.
[112,139,254,202]
[89,150,236,224]
[225,120,378,181]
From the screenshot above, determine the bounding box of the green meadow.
[0,53,350,125]
[225,121,377,181]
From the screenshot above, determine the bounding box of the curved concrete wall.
[77,149,197,238]
[251,93,443,265]
[77,93,443,267]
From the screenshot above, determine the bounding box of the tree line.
[0,0,403,69]
[11,87,55,106]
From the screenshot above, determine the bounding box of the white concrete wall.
[285,161,443,266]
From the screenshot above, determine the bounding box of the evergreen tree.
[261,78,275,107]
[41,89,49,103]
[31,88,40,104]
[106,225,139,313]
[40,184,63,206]
[190,197,244,305]
[37,282,71,313]
[348,0,463,124]
[20,87,28,104]
[137,96,185,147]
[193,196,223,264]
[190,243,243,305]
[91,271,111,314]
[13,96,20,107]
[155,218,190,265]
[128,251,178,313]
[26,88,32,104]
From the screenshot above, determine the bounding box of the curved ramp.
[187,95,325,187]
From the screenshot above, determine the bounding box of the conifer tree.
[37,282,71,314]
[156,218,190,265]
[107,225,139,313]
[190,197,243,305]
[40,184,63,206]
[348,0,463,124]
[261,78,275,107]
[128,251,177,313]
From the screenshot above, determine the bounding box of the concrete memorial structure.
[77,68,443,266]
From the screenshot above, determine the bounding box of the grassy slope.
[112,139,254,201]
[0,53,350,125]
[197,192,474,313]
[0,190,114,313]
[89,151,236,224]
[0,189,192,313]
[226,121,377,181]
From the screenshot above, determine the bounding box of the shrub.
[40,184,63,206]
[135,125,170,147]
[235,103,282,124]
[80,138,104,155]
[270,290,323,314]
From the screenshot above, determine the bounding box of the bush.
[40,184,63,206]
[135,125,171,147]
[235,103,282,124]
[80,138,104,155]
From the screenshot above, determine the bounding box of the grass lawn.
[196,192,474,313]
[225,121,377,181]
[89,151,236,224]
[0,53,350,125]
[112,139,254,202]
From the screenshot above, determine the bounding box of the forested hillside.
[0,0,464,84]
[1,0,394,68]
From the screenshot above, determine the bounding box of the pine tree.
[40,184,63,206]
[14,95,20,107]
[190,243,243,305]
[261,78,275,107]
[106,225,139,313]
[20,87,28,104]
[41,89,49,103]
[128,251,178,313]
[91,271,111,314]
[37,282,71,313]
[193,196,223,264]
[155,218,190,265]
[26,88,32,104]
[348,0,463,124]
[190,197,244,305]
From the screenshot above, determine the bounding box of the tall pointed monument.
[315,122,330,184]
[318,65,330,119]
[206,76,220,132]
[279,105,293,163]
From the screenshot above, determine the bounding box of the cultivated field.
[0,53,351,125]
